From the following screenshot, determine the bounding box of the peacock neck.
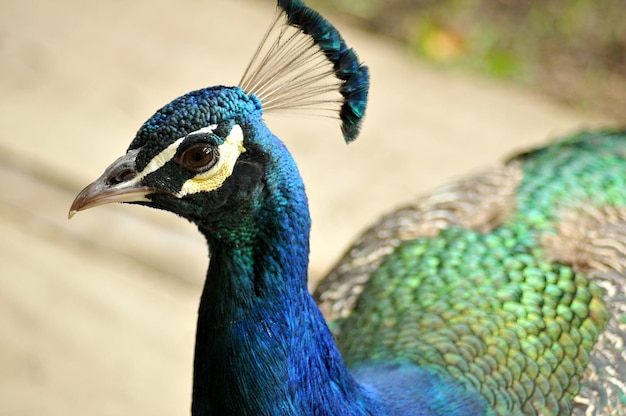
[191,133,384,415]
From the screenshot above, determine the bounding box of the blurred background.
[313,0,626,120]
[0,0,621,414]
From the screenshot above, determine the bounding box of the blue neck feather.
[188,120,488,415]
[190,124,386,415]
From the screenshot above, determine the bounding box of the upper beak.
[69,148,154,219]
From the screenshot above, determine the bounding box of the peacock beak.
[69,148,154,219]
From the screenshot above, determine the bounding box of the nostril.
[107,168,137,186]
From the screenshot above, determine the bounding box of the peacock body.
[318,130,626,415]
[69,0,626,415]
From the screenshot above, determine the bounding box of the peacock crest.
[240,0,369,142]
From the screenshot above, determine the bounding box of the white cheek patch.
[178,124,246,197]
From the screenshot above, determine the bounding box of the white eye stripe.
[126,124,245,197]
[191,125,219,135]
[136,137,185,180]
[129,124,220,186]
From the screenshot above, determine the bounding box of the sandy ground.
[0,0,614,414]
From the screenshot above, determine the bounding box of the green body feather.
[319,131,626,415]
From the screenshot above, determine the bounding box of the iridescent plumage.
[318,131,626,415]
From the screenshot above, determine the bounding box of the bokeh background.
[0,0,621,414]
[315,0,626,120]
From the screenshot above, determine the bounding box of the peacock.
[69,0,626,414]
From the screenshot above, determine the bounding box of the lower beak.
[69,149,154,218]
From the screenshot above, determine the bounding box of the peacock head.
[69,86,272,227]
[69,0,369,233]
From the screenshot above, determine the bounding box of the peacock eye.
[176,143,219,173]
